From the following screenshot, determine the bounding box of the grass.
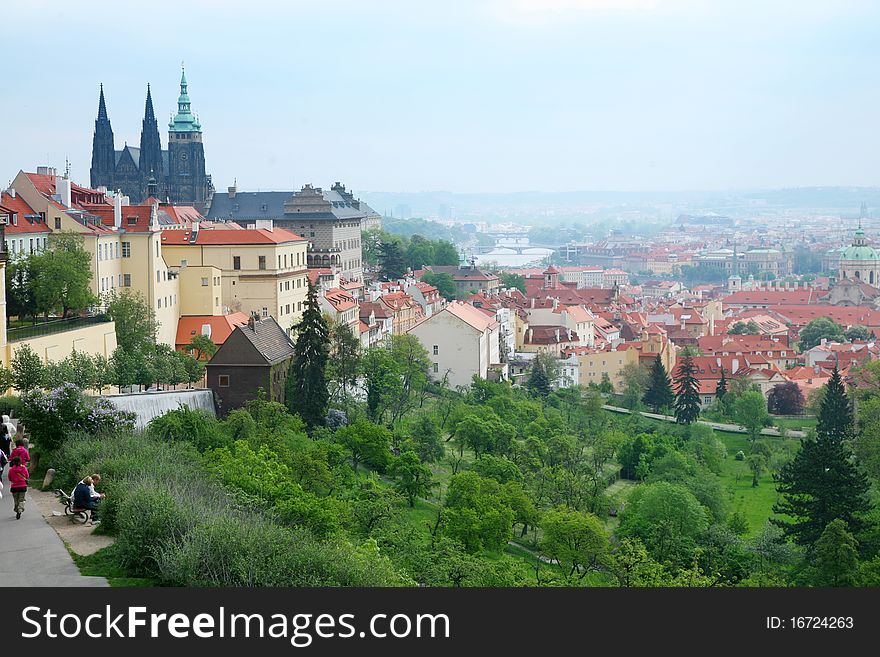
[772,416,817,431]
[70,545,159,587]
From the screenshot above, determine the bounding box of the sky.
[3,0,880,194]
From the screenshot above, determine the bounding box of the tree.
[673,352,701,424]
[110,348,139,392]
[844,325,873,342]
[541,507,611,581]
[816,366,852,443]
[327,320,361,401]
[405,234,435,270]
[733,390,769,443]
[106,290,158,354]
[420,271,456,301]
[432,240,460,266]
[620,362,649,410]
[499,272,527,294]
[11,345,44,393]
[378,239,407,280]
[716,366,728,400]
[526,352,556,397]
[335,419,392,472]
[187,334,218,361]
[388,450,435,507]
[598,372,614,394]
[728,320,761,335]
[441,472,514,553]
[812,519,860,586]
[30,232,97,318]
[767,381,805,415]
[773,373,872,548]
[746,453,766,487]
[405,414,445,463]
[286,279,329,428]
[5,254,37,320]
[643,354,674,413]
[798,317,845,351]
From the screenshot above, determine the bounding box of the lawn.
[71,546,159,587]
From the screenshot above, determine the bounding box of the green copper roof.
[841,244,879,261]
[169,68,201,133]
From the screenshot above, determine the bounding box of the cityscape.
[1,3,878,640]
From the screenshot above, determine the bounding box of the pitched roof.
[176,313,251,347]
[160,226,305,245]
[443,300,500,332]
[233,317,296,365]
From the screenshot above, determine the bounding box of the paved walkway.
[602,404,807,438]
[0,469,108,587]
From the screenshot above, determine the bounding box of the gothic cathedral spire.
[139,83,164,191]
[90,84,115,190]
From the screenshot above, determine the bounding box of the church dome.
[841,228,879,262]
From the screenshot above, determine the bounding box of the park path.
[0,469,108,587]
[602,404,807,438]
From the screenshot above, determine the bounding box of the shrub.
[0,395,22,419]
[148,406,229,452]
[735,450,746,461]
[20,384,135,452]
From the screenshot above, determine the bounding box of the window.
[127,217,137,226]
[286,304,290,314]
[279,282,283,292]
[124,274,131,287]
[55,217,62,229]
[433,345,439,355]
[201,277,209,286]
[115,242,119,258]
[122,242,131,258]
[233,256,241,270]
[433,363,439,373]
[218,375,230,388]
[181,259,188,267]
[258,255,266,270]
[157,271,161,283]
[262,307,269,318]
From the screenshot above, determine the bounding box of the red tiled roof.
[161,227,305,245]
[175,313,250,348]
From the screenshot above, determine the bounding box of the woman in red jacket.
[8,456,28,519]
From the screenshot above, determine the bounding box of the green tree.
[187,334,218,360]
[499,272,527,294]
[404,414,445,463]
[673,352,701,424]
[716,366,728,400]
[432,240,460,266]
[773,372,872,548]
[5,254,37,320]
[335,419,392,472]
[844,325,872,342]
[110,348,139,392]
[598,372,614,394]
[106,290,158,354]
[30,232,97,318]
[620,362,648,410]
[378,239,407,280]
[643,354,674,413]
[11,344,44,393]
[388,450,435,507]
[746,453,766,487]
[327,320,361,401]
[728,320,761,335]
[286,279,330,428]
[405,234,435,270]
[526,352,557,397]
[811,519,860,586]
[442,472,514,553]
[734,390,769,443]
[798,317,845,351]
[541,507,611,581]
[420,271,456,301]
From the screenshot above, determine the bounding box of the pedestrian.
[1,415,16,441]
[8,456,28,519]
[10,439,29,466]
[0,424,11,465]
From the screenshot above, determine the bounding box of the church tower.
[89,84,115,190]
[168,67,208,208]
[139,84,164,199]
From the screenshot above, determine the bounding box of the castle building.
[90,69,213,210]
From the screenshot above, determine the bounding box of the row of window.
[277,252,304,269]
[334,238,361,251]
[157,294,177,310]
[5,237,48,255]
[279,277,306,292]
[100,273,132,292]
[279,302,304,316]
[201,276,222,286]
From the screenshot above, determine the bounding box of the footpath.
[602,404,807,438]
[0,469,108,587]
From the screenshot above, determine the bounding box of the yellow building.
[161,224,309,329]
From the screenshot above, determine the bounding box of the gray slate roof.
[238,317,295,365]
[207,187,381,223]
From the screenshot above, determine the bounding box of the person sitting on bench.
[73,476,101,521]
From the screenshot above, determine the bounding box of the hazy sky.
[3,0,880,193]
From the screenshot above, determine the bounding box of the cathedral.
[89,69,213,209]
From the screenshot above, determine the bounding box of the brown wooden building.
[205,315,295,415]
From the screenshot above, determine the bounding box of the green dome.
[841,245,879,261]
[169,67,201,133]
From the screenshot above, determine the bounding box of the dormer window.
[127,216,137,226]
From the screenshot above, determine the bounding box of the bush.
[0,395,22,419]
[20,384,135,452]
[735,450,746,461]
[148,406,229,452]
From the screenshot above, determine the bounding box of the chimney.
[555,328,560,343]
[113,193,122,228]
[248,314,257,330]
[255,218,273,232]
[228,180,237,199]
[56,176,71,208]
[7,187,15,199]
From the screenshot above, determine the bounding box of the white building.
[408,300,503,389]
